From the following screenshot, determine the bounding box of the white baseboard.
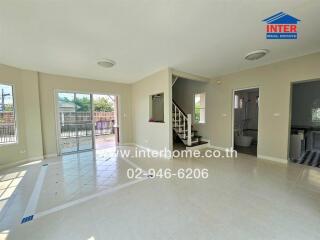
[132,143,172,159]
[186,142,210,150]
[44,153,58,159]
[134,144,153,152]
[118,142,136,146]
[133,144,159,154]
[0,155,44,170]
[27,156,44,161]
[257,155,287,164]
[209,146,287,164]
[210,145,231,151]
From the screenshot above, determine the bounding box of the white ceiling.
[0,0,320,83]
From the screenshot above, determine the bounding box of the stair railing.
[172,102,192,146]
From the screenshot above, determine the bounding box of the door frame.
[54,89,120,155]
[231,86,260,154]
[287,78,320,161]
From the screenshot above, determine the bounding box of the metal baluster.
[184,116,186,139]
[179,111,181,133]
[175,105,177,128]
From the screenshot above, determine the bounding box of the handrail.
[172,99,187,117]
[172,101,192,146]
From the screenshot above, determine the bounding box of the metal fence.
[95,120,114,135]
[60,121,114,139]
[0,124,16,144]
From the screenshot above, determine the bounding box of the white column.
[187,114,192,146]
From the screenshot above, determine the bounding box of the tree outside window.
[194,93,205,123]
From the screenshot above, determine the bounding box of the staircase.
[172,101,208,149]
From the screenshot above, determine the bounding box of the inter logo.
[263,12,300,40]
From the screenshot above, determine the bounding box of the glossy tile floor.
[1,146,320,239]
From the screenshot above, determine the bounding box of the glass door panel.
[58,93,77,154]
[75,93,93,151]
[57,92,94,154]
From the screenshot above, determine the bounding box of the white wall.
[132,69,171,151]
[210,52,320,161]
[0,65,43,165]
[171,52,320,161]
[0,65,133,166]
[2,52,320,165]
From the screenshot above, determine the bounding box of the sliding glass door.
[58,92,94,154]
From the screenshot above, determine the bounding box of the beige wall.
[0,65,132,166]
[209,52,320,161]
[38,73,132,156]
[132,69,172,151]
[0,65,43,165]
[2,52,320,165]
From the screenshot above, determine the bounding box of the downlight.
[97,59,116,68]
[245,49,269,61]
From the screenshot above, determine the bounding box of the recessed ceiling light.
[245,49,269,61]
[97,59,116,68]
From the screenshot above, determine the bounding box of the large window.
[194,93,205,123]
[0,84,17,144]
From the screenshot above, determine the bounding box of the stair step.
[176,131,197,134]
[172,113,185,116]
[188,141,209,147]
[182,136,201,141]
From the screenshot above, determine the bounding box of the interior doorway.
[56,91,119,155]
[289,79,320,168]
[232,88,259,156]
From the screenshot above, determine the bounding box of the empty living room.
[1,1,320,239]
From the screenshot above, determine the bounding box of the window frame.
[234,94,239,109]
[0,83,18,146]
[194,92,206,124]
